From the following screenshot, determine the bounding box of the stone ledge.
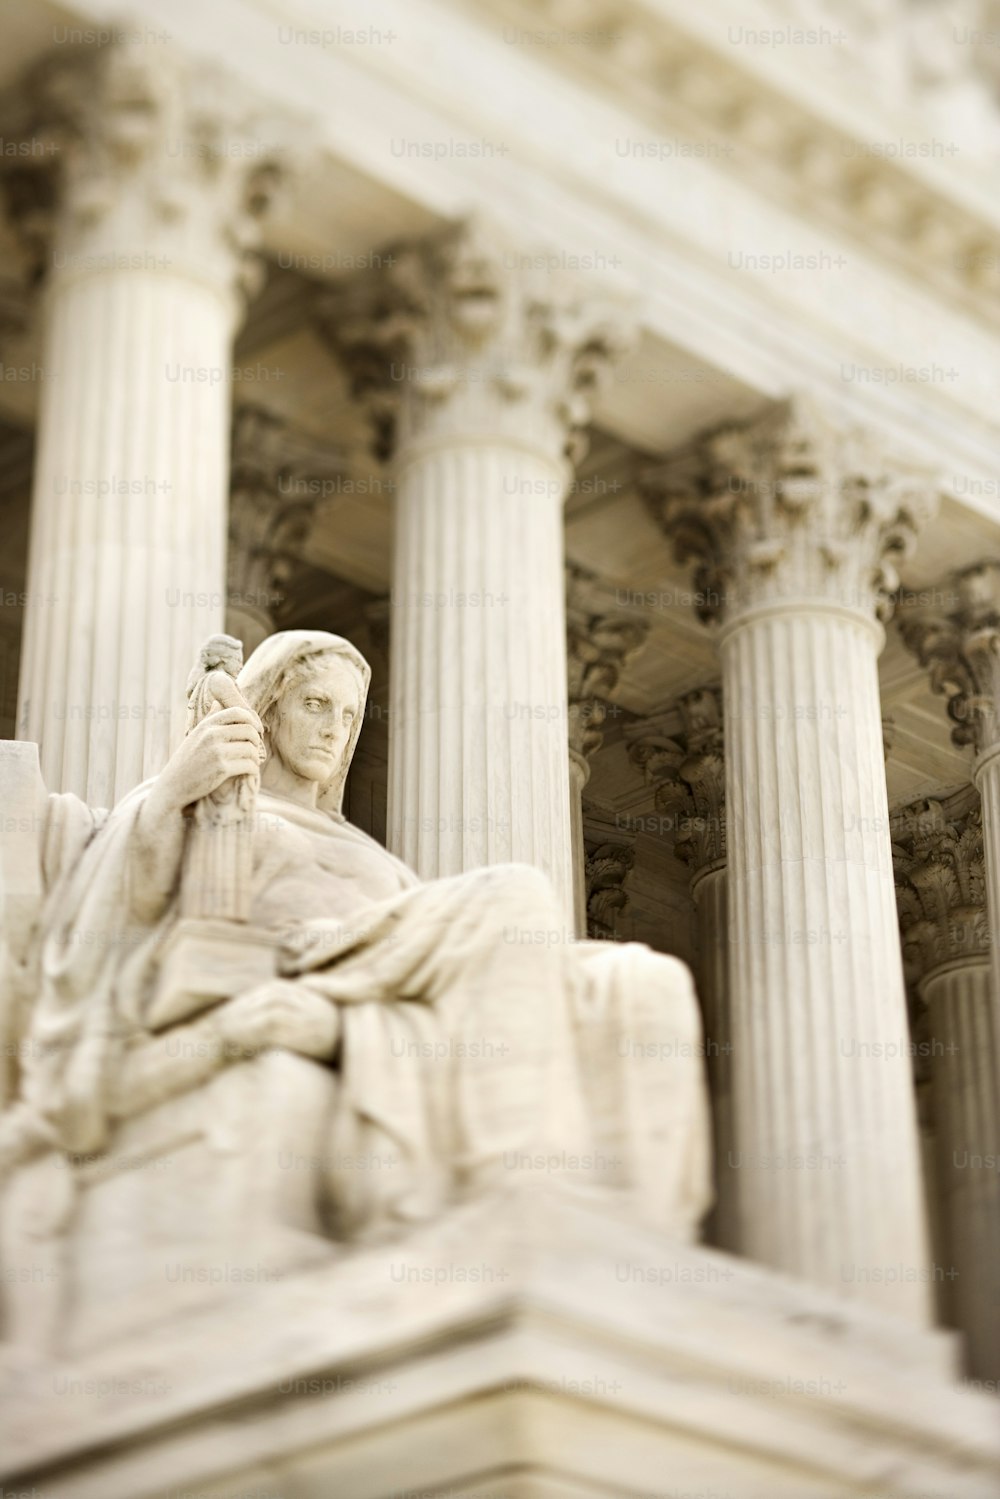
[1,1186,996,1499]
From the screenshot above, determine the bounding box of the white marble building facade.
[0,2,998,1496]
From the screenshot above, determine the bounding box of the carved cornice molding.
[0,38,297,303]
[642,394,938,626]
[892,790,989,978]
[469,0,1000,320]
[228,405,347,627]
[626,686,726,878]
[898,562,1000,762]
[316,213,636,463]
[566,563,648,763]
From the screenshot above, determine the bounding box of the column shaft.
[568,750,589,937]
[19,269,231,806]
[723,605,931,1322]
[7,38,285,805]
[692,865,738,1251]
[388,440,573,917]
[923,959,1000,1380]
[976,756,1000,1033]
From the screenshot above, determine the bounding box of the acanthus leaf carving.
[642,395,938,627]
[318,213,637,464]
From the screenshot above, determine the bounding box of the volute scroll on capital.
[898,563,1000,763]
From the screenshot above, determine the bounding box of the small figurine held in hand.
[184,634,262,824]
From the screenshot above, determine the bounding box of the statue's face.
[268,657,361,785]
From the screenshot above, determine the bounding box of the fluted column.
[902,563,1000,1036]
[4,41,287,805]
[323,217,633,917]
[900,567,1000,1371]
[893,794,999,1379]
[646,395,938,1322]
[227,405,347,654]
[627,687,735,1249]
[566,563,647,934]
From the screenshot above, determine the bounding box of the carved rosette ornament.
[0,35,293,304]
[899,563,1000,764]
[892,795,989,979]
[626,688,725,881]
[318,213,636,464]
[642,395,938,628]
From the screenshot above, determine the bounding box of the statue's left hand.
[215,981,340,1061]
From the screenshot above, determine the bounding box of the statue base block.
[148,917,280,1029]
[1,1186,997,1499]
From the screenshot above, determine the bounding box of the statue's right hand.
[153,706,265,815]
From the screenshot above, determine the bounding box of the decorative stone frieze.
[479,0,1000,312]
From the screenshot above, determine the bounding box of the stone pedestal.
[647,396,939,1322]
[2,1188,996,1499]
[323,217,633,919]
[6,41,286,806]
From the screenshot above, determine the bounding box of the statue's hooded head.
[237,630,371,817]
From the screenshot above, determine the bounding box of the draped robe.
[20,633,711,1243]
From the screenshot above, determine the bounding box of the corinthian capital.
[566,563,647,763]
[642,396,938,627]
[584,838,635,941]
[892,792,989,979]
[318,214,636,462]
[227,405,347,646]
[626,687,726,879]
[899,563,1000,762]
[0,37,295,301]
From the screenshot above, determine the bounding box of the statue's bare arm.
[128,706,264,924]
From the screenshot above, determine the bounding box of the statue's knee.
[482,862,563,926]
[625,946,704,1044]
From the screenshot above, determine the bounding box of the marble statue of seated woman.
[13,631,711,1245]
